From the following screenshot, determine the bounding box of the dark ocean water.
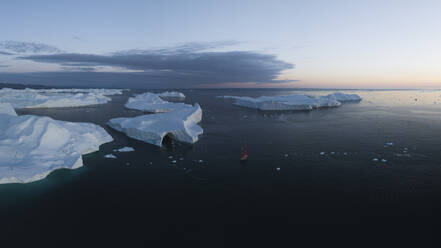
[1,89,440,247]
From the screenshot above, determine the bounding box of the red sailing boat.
[240,145,248,162]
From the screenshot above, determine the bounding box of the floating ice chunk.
[276,167,281,171]
[198,160,204,163]
[218,92,361,111]
[117,147,135,152]
[0,113,113,184]
[320,152,325,155]
[381,159,387,163]
[168,156,173,159]
[125,92,189,113]
[330,152,335,155]
[284,154,289,157]
[104,154,117,159]
[372,158,379,162]
[385,142,394,146]
[0,88,121,109]
[158,91,185,100]
[171,160,177,164]
[108,104,203,147]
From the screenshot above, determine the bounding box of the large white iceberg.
[218,92,361,111]
[0,88,123,109]
[0,103,113,184]
[158,91,185,100]
[125,92,188,113]
[108,104,203,147]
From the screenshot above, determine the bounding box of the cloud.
[0,41,60,54]
[17,43,294,87]
[0,51,15,56]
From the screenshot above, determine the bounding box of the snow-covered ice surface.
[0,102,17,116]
[217,92,361,111]
[0,103,113,184]
[0,88,123,109]
[158,91,185,99]
[116,147,135,152]
[125,92,188,113]
[108,104,203,147]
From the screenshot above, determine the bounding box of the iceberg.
[125,92,188,113]
[0,103,113,184]
[322,92,362,103]
[0,88,123,109]
[158,91,185,99]
[218,92,361,111]
[108,104,203,147]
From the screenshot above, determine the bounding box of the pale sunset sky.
[0,0,440,88]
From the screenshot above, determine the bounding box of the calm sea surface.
[1,89,440,246]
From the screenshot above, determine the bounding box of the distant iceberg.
[321,92,362,103]
[218,92,361,111]
[108,104,203,147]
[0,103,113,184]
[158,91,185,99]
[125,92,188,113]
[0,88,123,109]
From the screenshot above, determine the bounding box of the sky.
[0,0,440,89]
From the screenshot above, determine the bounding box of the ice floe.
[158,91,185,99]
[116,147,134,152]
[125,92,188,113]
[104,154,117,159]
[217,92,361,111]
[108,103,203,147]
[0,104,113,184]
[0,88,123,109]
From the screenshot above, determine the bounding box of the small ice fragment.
[343,152,348,156]
[276,167,281,171]
[104,154,117,159]
[284,154,289,157]
[381,159,387,163]
[168,156,173,159]
[171,160,177,164]
[372,158,379,162]
[320,152,325,155]
[117,147,134,152]
[198,160,204,163]
[385,142,394,146]
[330,152,335,155]
[179,158,184,161]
